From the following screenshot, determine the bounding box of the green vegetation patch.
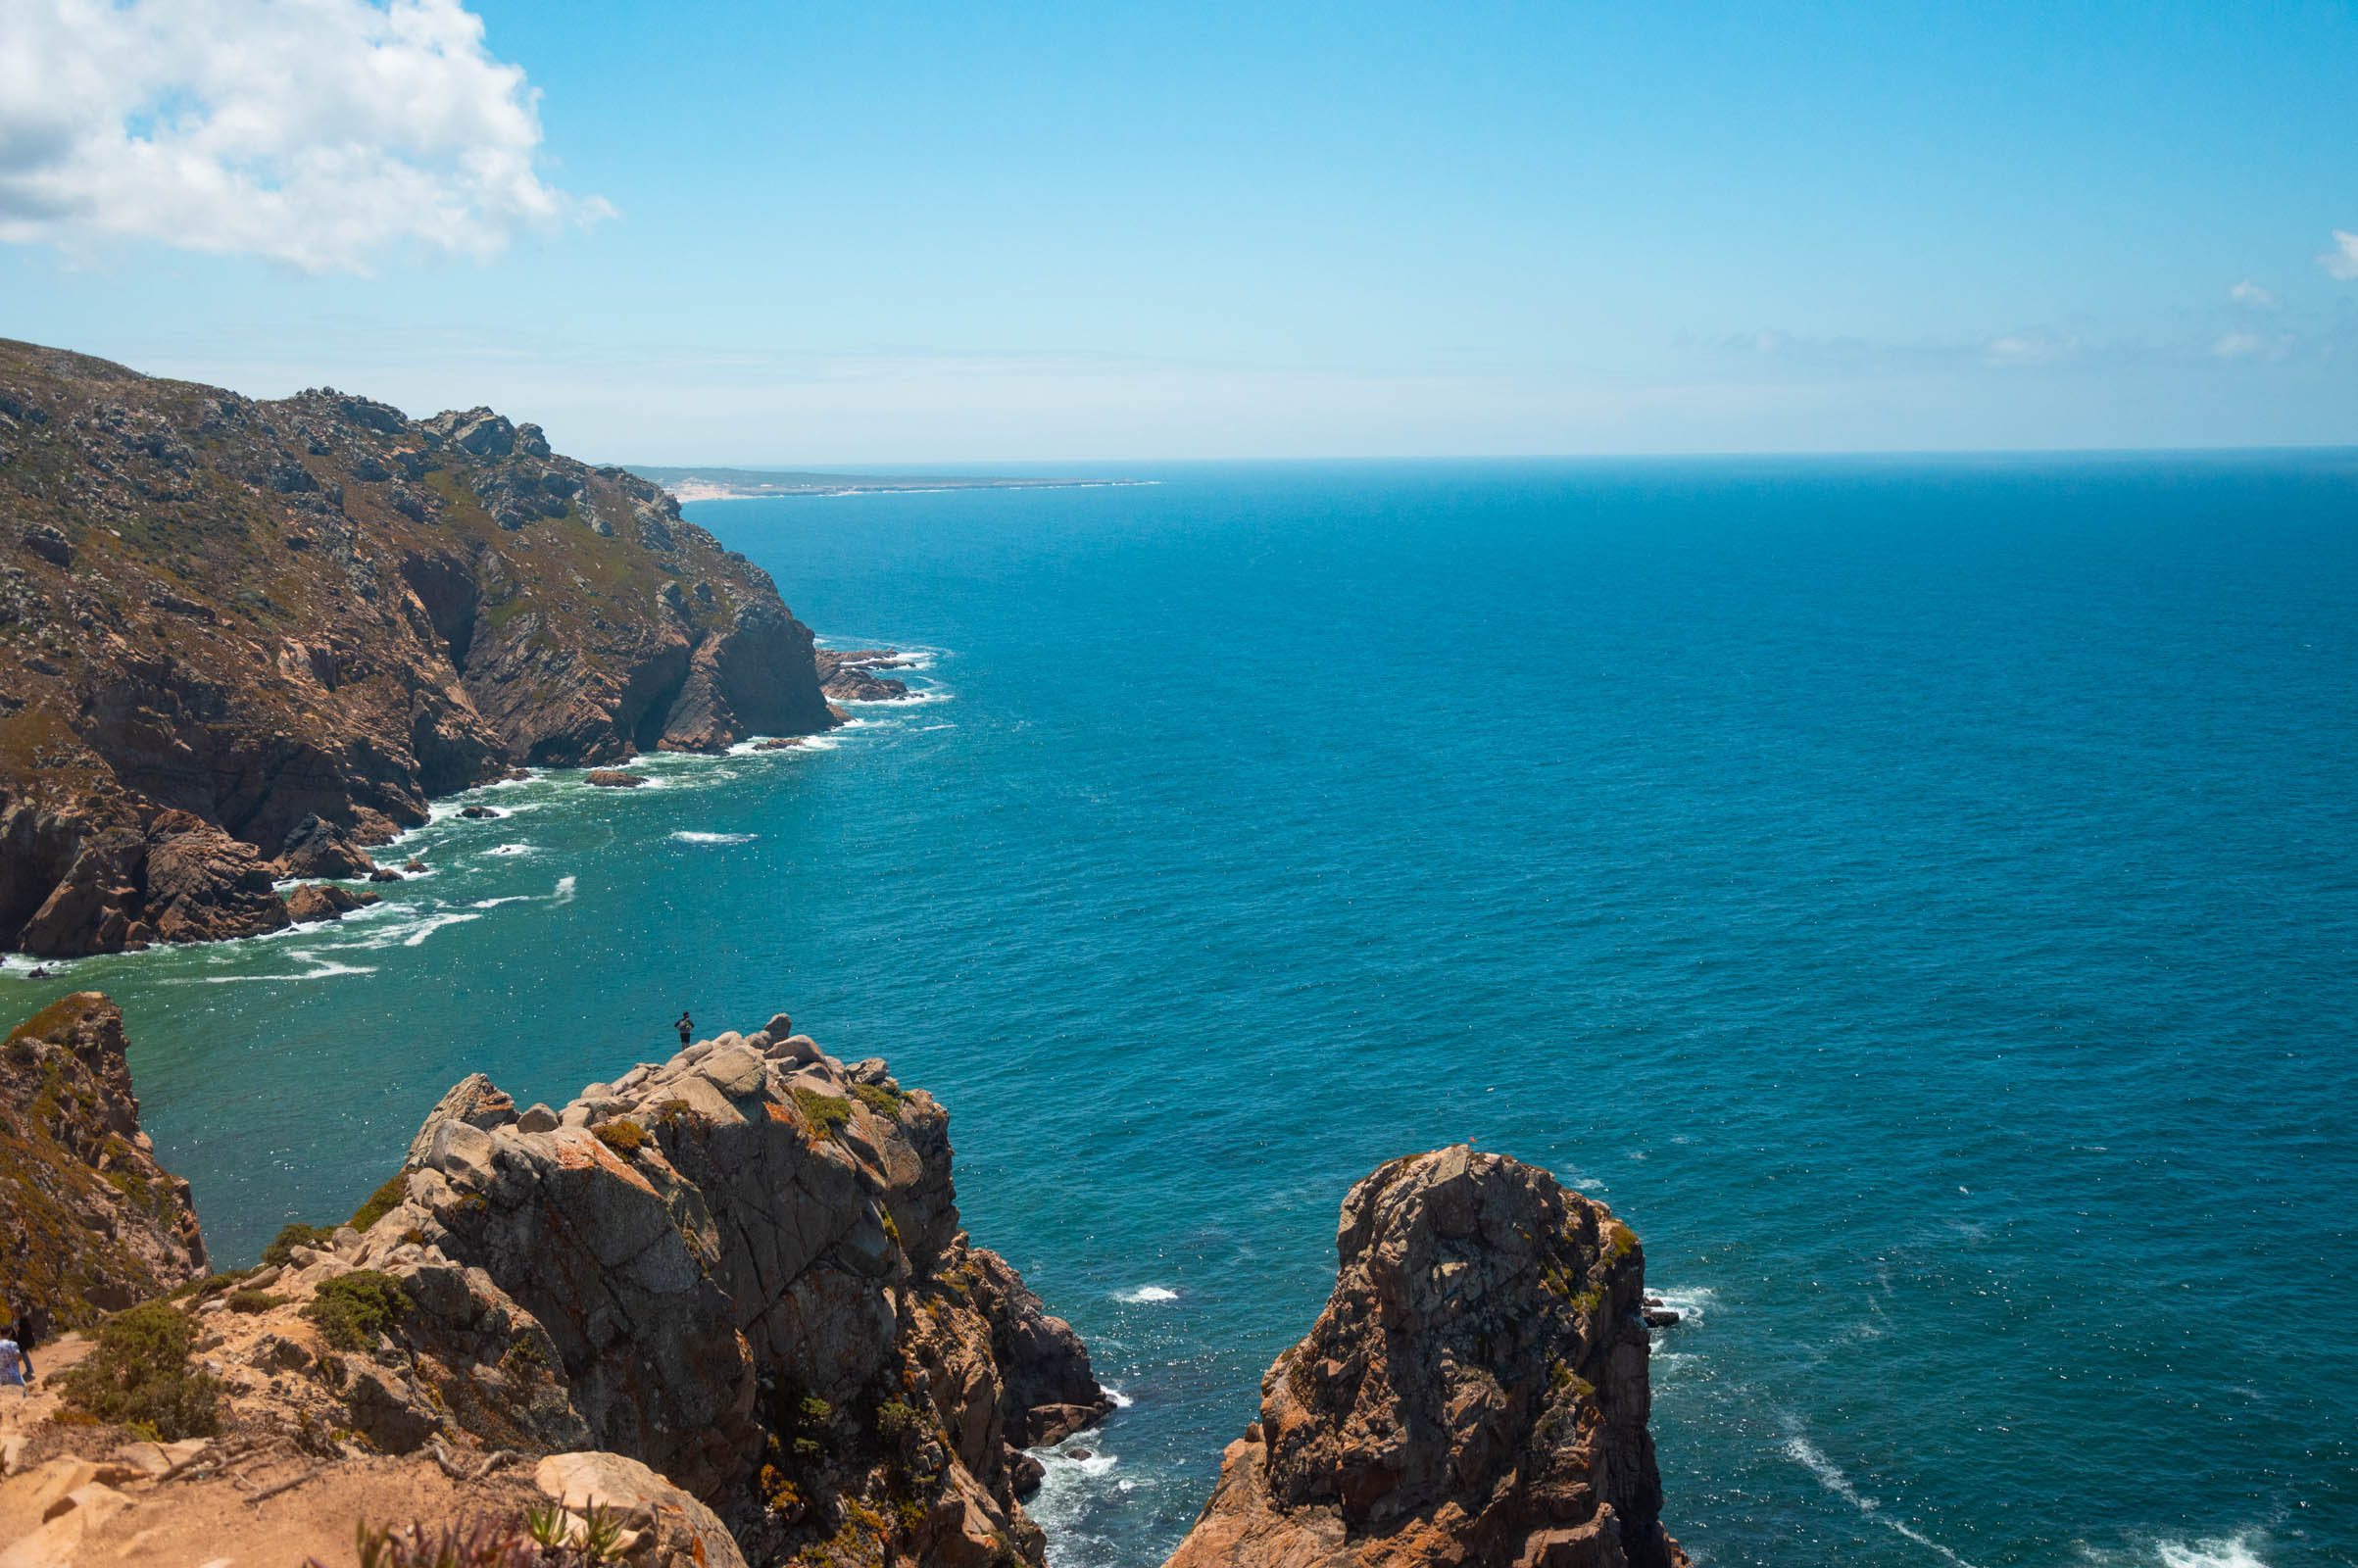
[304,1269,412,1350]
[349,1171,410,1232]
[850,1083,905,1118]
[59,1300,221,1440]
[793,1088,853,1136]
[262,1222,335,1267]
[594,1119,650,1154]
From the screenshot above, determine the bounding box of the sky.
[3,0,2356,462]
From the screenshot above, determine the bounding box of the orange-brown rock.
[1162,1148,1687,1568]
[0,340,838,956]
[282,881,382,923]
[0,994,207,1339]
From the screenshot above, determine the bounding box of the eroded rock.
[1161,1147,1688,1568]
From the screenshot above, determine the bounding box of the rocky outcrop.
[0,998,1110,1568]
[0,994,207,1339]
[0,339,839,956]
[282,881,381,923]
[1162,1148,1687,1568]
[360,1018,1110,1565]
[814,648,915,703]
[272,812,379,879]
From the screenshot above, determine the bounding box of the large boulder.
[272,812,378,879]
[534,1451,747,1568]
[1162,1148,1688,1568]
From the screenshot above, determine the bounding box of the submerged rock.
[1162,1147,1688,1568]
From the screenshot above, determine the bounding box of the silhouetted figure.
[676,1010,694,1048]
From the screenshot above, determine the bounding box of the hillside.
[0,340,836,956]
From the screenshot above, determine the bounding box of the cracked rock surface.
[1162,1148,1688,1568]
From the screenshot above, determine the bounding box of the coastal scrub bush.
[851,1083,904,1118]
[500,1334,548,1379]
[227,1289,288,1313]
[168,1268,253,1301]
[263,1222,335,1266]
[1604,1221,1640,1263]
[874,1398,923,1446]
[792,1089,852,1136]
[350,1172,410,1232]
[593,1119,649,1154]
[305,1270,412,1350]
[339,1509,631,1568]
[59,1300,221,1439]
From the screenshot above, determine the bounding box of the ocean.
[5,456,2353,1567]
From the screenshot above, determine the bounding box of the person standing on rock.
[0,1329,32,1399]
[676,1010,694,1049]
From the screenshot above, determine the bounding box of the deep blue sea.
[5,458,2354,1568]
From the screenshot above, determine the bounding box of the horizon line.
[614,443,2358,474]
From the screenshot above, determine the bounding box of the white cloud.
[0,0,609,273]
[1983,332,2077,368]
[2229,279,2277,309]
[2324,230,2358,281]
[2211,331,2293,361]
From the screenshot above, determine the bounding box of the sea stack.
[1162,1148,1687,1568]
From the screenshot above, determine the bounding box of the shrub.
[851,1083,904,1118]
[500,1335,548,1379]
[227,1289,288,1313]
[341,1509,631,1568]
[305,1270,412,1350]
[792,1088,852,1136]
[1604,1221,1639,1263]
[350,1172,411,1232]
[59,1301,221,1439]
[263,1222,335,1267]
[593,1120,648,1154]
[168,1269,253,1301]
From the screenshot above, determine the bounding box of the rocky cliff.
[0,340,838,957]
[0,993,208,1341]
[1162,1148,1687,1568]
[0,999,1107,1568]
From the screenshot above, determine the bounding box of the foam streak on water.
[5,460,2351,1567]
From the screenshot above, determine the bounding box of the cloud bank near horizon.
[0,0,609,273]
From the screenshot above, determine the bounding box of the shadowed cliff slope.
[0,992,207,1340]
[0,340,836,956]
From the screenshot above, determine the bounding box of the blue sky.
[4,0,2356,460]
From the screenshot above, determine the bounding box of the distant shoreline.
[629,466,1150,502]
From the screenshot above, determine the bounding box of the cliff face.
[0,340,837,956]
[0,993,207,1340]
[9,1005,1108,1568]
[1163,1148,1687,1568]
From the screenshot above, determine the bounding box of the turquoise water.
[5,458,2354,1568]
